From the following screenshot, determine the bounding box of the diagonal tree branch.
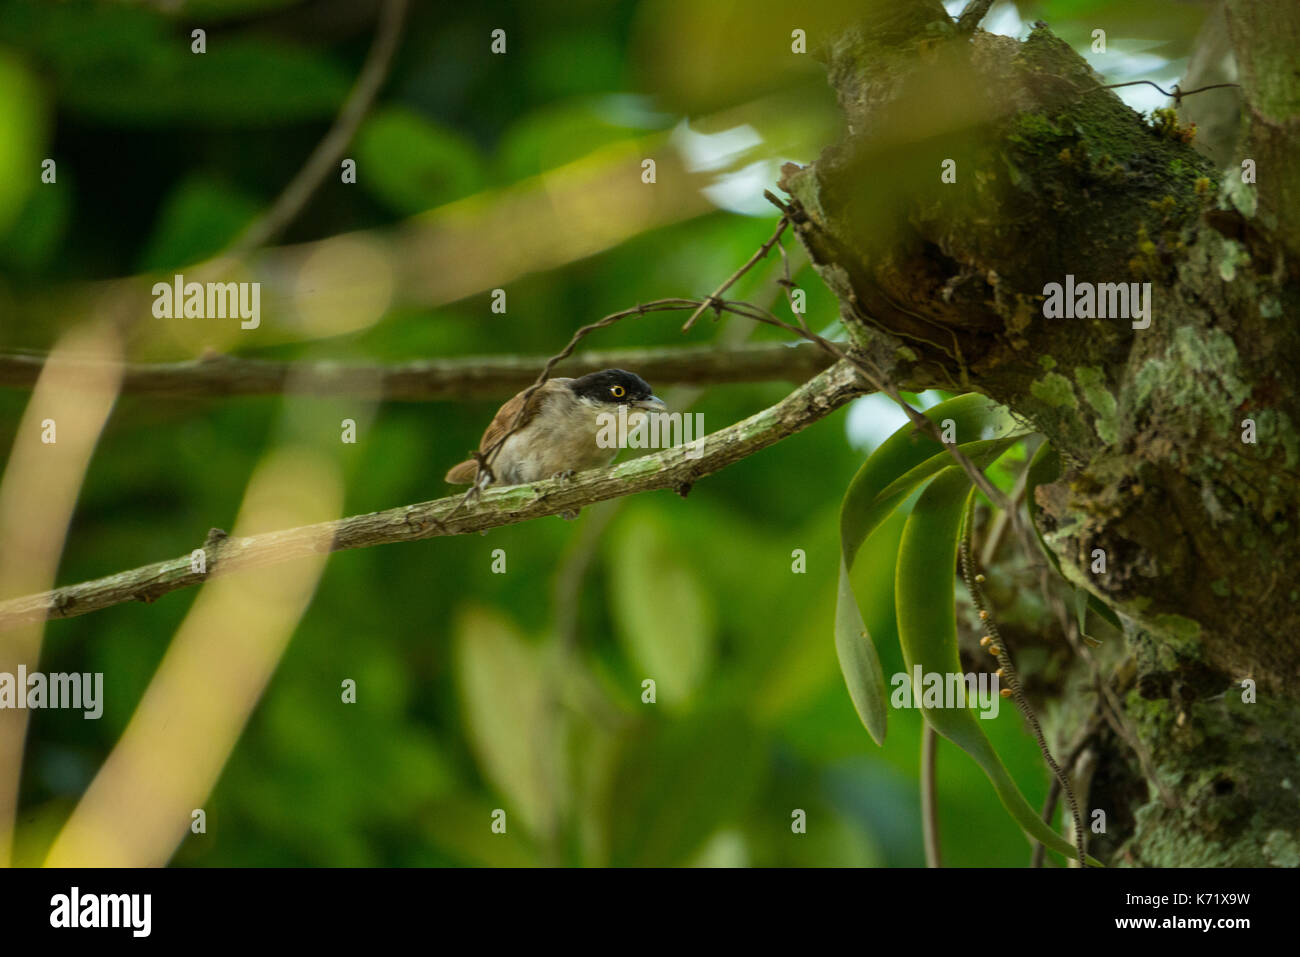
[956,0,996,33]
[0,361,868,632]
[0,342,834,401]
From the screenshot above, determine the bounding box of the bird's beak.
[634,395,667,411]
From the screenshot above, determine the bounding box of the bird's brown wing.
[444,381,565,484]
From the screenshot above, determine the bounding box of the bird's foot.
[550,472,577,518]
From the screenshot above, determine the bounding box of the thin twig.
[221,0,410,261]
[681,217,790,332]
[1049,73,1241,111]
[956,0,996,34]
[774,234,810,335]
[1099,80,1240,105]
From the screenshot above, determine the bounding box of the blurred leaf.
[0,50,45,234]
[137,174,260,271]
[423,795,540,867]
[606,509,716,708]
[0,171,69,271]
[685,828,749,867]
[181,0,306,20]
[495,101,637,181]
[1037,0,1204,53]
[354,107,484,215]
[768,799,881,867]
[562,704,622,867]
[606,711,765,866]
[0,1,349,124]
[453,606,556,840]
[752,574,839,722]
[630,0,856,113]
[200,661,454,866]
[524,31,623,100]
[11,797,74,868]
[620,494,834,716]
[835,556,889,744]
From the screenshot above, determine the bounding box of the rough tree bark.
[785,0,1299,865]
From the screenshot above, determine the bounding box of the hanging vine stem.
[921,723,942,868]
[1031,708,1104,868]
[960,506,1088,868]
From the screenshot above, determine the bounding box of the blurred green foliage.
[0,0,1203,866]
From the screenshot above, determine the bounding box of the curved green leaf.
[834,394,1029,745]
[607,513,716,709]
[606,711,765,866]
[355,107,484,215]
[841,394,1025,565]
[454,606,557,839]
[0,52,43,236]
[896,466,1103,866]
[835,556,889,744]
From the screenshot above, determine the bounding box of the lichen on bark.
[789,0,1300,865]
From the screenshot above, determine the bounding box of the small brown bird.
[445,369,666,488]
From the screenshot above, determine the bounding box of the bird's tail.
[444,460,478,484]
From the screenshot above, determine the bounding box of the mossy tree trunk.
[787,0,1300,865]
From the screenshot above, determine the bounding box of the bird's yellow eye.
[610,385,626,398]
